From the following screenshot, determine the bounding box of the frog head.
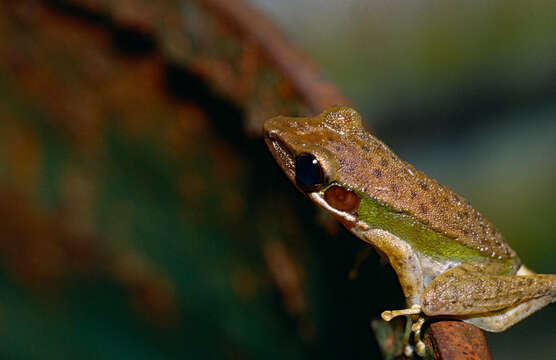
[264,105,368,220]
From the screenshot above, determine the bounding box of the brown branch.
[202,0,351,113]
[373,318,493,360]
[62,0,349,136]
[425,321,492,360]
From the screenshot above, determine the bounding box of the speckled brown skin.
[422,261,555,316]
[264,105,514,259]
[264,106,556,347]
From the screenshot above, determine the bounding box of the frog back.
[320,107,517,260]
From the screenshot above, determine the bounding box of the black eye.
[295,153,324,190]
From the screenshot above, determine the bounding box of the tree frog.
[264,106,556,356]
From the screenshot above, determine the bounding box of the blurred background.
[0,0,554,359]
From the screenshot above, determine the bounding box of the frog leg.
[356,228,425,307]
[464,294,555,332]
[420,261,556,331]
[355,229,426,354]
[462,264,556,331]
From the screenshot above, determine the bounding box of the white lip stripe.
[309,192,370,231]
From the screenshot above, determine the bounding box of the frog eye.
[295,153,324,191]
[324,185,361,213]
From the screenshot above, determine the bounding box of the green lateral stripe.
[322,182,487,262]
[357,194,485,261]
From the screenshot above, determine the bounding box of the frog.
[263,105,556,356]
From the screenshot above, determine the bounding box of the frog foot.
[411,316,427,357]
[381,304,421,322]
[381,306,427,357]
